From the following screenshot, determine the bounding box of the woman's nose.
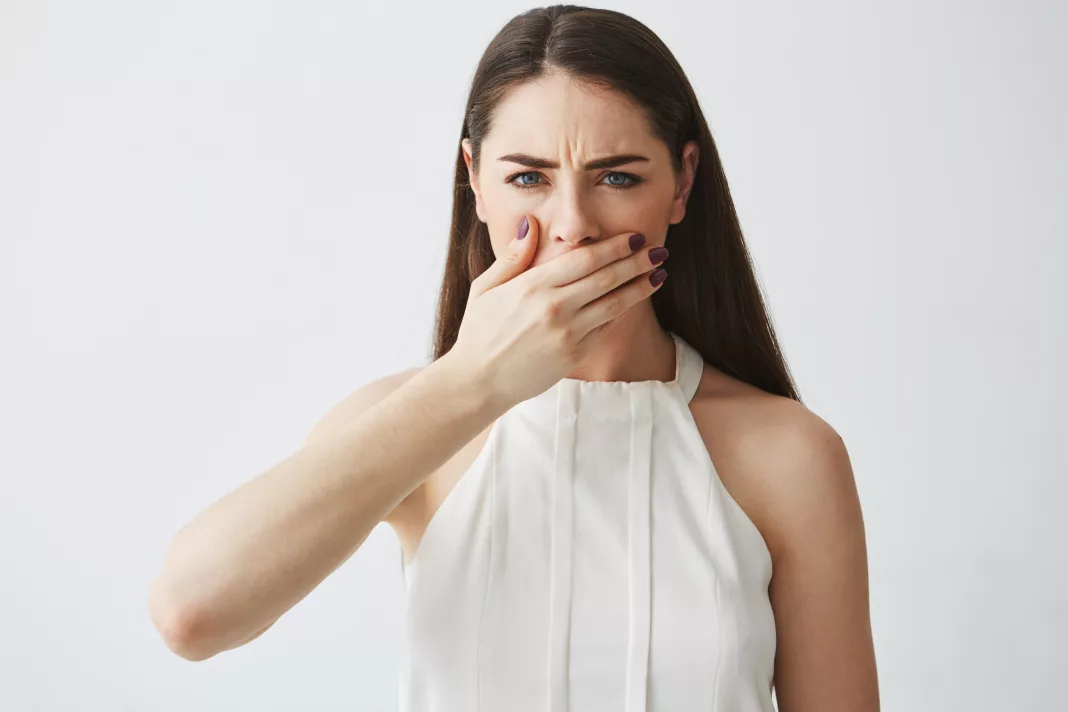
[546,191,601,247]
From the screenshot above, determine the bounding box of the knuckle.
[604,293,624,317]
[635,250,657,274]
[594,267,615,291]
[576,250,598,274]
[542,295,565,321]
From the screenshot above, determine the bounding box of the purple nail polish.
[517,216,529,239]
[629,233,645,251]
[648,246,668,265]
[649,268,667,286]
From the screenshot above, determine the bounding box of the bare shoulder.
[302,365,427,526]
[687,365,859,562]
[689,364,879,709]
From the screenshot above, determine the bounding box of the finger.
[529,229,647,289]
[572,264,668,339]
[469,214,539,299]
[558,239,667,314]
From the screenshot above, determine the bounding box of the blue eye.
[505,171,642,192]
[512,172,542,188]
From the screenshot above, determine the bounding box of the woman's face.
[462,72,699,269]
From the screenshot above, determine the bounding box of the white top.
[398,331,777,712]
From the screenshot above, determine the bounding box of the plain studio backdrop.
[2,1,1065,710]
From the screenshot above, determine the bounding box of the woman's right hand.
[447,213,669,408]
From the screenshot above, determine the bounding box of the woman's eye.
[603,172,634,188]
[506,171,642,191]
[512,172,542,188]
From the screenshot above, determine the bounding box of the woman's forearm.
[148,352,505,661]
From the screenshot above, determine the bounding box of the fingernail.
[649,268,667,287]
[629,233,645,251]
[648,246,668,265]
[517,216,529,239]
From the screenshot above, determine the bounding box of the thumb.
[470,214,539,298]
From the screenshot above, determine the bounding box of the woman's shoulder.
[687,365,860,565]
[688,365,876,702]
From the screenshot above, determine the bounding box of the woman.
[148,5,879,711]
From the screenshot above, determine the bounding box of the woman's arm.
[147,352,507,662]
[761,408,880,711]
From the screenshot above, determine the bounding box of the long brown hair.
[432,5,801,402]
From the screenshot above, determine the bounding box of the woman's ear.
[668,140,699,225]
[461,138,487,223]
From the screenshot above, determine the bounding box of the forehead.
[484,73,659,159]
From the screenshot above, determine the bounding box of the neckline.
[555,330,684,385]
[511,331,704,418]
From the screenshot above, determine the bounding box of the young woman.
[149,6,879,711]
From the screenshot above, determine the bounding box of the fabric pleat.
[547,380,578,711]
[624,383,654,712]
[399,331,777,712]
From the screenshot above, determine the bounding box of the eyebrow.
[496,153,651,171]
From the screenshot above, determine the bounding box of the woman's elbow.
[147,576,218,662]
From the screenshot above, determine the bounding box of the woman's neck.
[563,303,675,384]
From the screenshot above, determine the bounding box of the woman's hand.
[448,213,669,408]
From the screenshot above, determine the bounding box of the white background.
[2,1,1065,710]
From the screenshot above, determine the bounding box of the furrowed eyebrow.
[496,153,650,171]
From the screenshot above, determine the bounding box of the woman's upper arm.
[301,365,425,526]
[759,411,881,711]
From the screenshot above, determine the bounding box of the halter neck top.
[398,331,776,711]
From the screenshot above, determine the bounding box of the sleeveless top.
[397,331,777,712]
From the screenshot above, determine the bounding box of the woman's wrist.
[424,347,513,423]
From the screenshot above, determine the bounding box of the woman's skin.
[461,72,697,389]
[149,70,879,710]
